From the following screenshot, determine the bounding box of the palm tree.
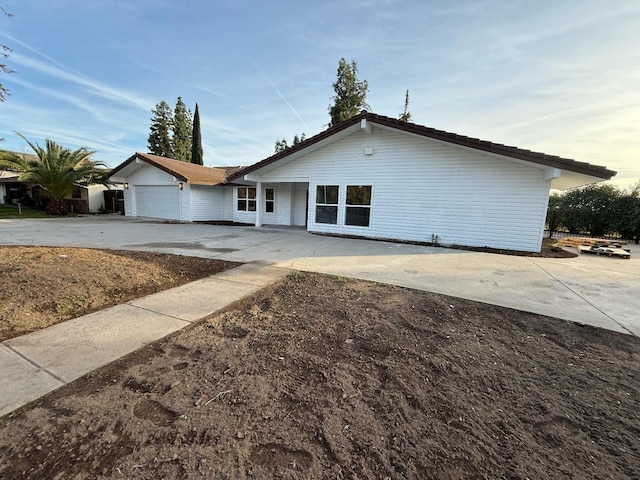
[0,134,107,214]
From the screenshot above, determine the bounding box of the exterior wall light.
[179,183,184,190]
[124,182,129,189]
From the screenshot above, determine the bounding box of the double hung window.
[315,185,339,224]
[345,186,371,227]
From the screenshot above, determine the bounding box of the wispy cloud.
[248,57,310,133]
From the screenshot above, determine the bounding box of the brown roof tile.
[110,153,241,186]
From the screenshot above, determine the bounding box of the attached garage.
[108,153,242,222]
[134,185,179,220]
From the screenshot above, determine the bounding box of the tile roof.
[110,153,242,186]
[229,111,616,181]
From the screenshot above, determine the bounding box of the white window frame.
[265,188,275,213]
[345,185,372,227]
[237,187,256,211]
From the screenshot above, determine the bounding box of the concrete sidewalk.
[0,263,289,417]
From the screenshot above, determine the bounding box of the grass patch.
[0,205,51,218]
[0,205,83,219]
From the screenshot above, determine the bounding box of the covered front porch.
[234,180,309,228]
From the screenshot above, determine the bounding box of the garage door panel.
[135,186,180,220]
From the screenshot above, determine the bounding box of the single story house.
[110,112,616,252]
[107,153,244,221]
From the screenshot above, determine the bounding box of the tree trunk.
[46,198,68,215]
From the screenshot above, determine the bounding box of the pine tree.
[328,58,369,126]
[399,89,412,122]
[148,100,173,157]
[172,97,193,162]
[274,133,305,153]
[190,103,203,165]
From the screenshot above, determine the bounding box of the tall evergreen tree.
[328,58,369,126]
[172,97,193,162]
[190,103,203,165]
[148,100,173,157]
[399,89,412,122]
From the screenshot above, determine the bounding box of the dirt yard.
[1,266,638,479]
[0,246,238,341]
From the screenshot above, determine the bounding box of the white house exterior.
[108,153,242,222]
[109,113,615,252]
[227,112,615,252]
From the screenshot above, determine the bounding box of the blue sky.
[1,0,638,188]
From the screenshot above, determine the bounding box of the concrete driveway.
[2,215,639,336]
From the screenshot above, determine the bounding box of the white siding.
[257,128,550,252]
[190,185,226,221]
[232,187,257,224]
[292,183,308,226]
[261,183,292,226]
[222,187,234,221]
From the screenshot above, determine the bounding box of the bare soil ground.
[1,269,639,479]
[0,246,238,341]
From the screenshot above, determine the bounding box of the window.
[345,185,371,227]
[265,188,275,213]
[72,187,83,199]
[237,187,256,211]
[315,185,339,224]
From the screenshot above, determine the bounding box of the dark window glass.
[345,206,370,226]
[248,188,256,199]
[266,202,274,213]
[248,200,256,211]
[238,188,246,198]
[315,206,338,224]
[237,200,246,211]
[266,188,274,201]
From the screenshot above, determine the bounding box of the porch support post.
[255,181,262,227]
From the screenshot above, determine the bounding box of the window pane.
[237,200,246,211]
[266,188,274,201]
[345,206,370,226]
[326,186,339,204]
[238,188,246,199]
[316,186,325,204]
[346,186,371,205]
[248,188,256,199]
[315,206,338,224]
[248,200,256,211]
[266,202,274,213]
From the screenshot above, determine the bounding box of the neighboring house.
[1,151,120,213]
[67,184,122,214]
[0,169,119,213]
[110,112,616,252]
[107,153,244,221]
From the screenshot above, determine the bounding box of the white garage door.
[134,186,180,220]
